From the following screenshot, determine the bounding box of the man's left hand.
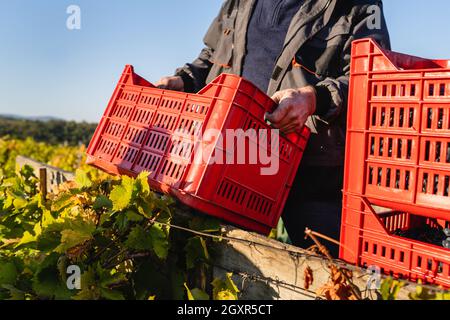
[266,86,317,135]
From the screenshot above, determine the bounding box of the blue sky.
[1,0,450,122]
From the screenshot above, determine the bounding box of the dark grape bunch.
[444,228,450,249]
[394,226,450,249]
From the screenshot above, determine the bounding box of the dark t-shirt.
[242,0,304,93]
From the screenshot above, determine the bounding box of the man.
[156,0,390,254]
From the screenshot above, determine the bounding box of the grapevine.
[0,137,238,300]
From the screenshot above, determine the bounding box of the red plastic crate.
[341,38,450,287]
[344,38,450,221]
[87,65,310,235]
[340,193,450,288]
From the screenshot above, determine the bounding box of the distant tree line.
[0,116,97,146]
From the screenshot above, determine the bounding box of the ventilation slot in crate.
[177,117,203,136]
[139,94,160,107]
[372,81,420,99]
[216,179,248,207]
[114,144,139,165]
[160,98,183,111]
[104,121,125,138]
[153,113,178,132]
[123,126,147,146]
[420,138,450,166]
[423,105,450,132]
[132,107,154,125]
[159,159,187,185]
[369,134,416,162]
[367,164,412,192]
[362,240,407,264]
[380,212,410,233]
[144,131,170,153]
[370,104,418,131]
[247,193,273,216]
[277,139,293,162]
[111,103,133,120]
[419,170,450,197]
[185,102,209,115]
[425,81,450,99]
[243,116,265,132]
[119,90,139,103]
[95,138,118,161]
[170,139,194,159]
[134,151,162,176]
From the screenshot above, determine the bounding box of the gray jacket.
[176,0,391,166]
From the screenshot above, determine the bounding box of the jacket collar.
[233,0,336,83]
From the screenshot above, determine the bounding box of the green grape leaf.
[184,283,209,301]
[74,267,99,300]
[41,209,58,228]
[16,223,42,248]
[96,264,127,287]
[136,200,155,219]
[51,193,75,212]
[380,277,404,300]
[185,237,209,269]
[215,289,237,300]
[55,220,95,253]
[125,210,144,222]
[37,230,62,252]
[124,224,169,259]
[99,288,125,300]
[74,265,127,300]
[135,171,151,196]
[212,273,239,301]
[32,253,73,300]
[75,169,93,189]
[13,196,28,210]
[20,165,36,180]
[125,225,153,251]
[1,284,25,300]
[224,272,239,294]
[0,262,18,286]
[110,184,133,212]
[93,195,113,210]
[149,223,169,260]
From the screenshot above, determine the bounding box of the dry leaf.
[304,266,314,290]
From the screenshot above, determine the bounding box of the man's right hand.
[155,76,184,91]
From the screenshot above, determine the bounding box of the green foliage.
[185,237,210,270]
[409,282,450,300]
[0,137,86,174]
[212,273,240,300]
[184,283,209,301]
[0,116,97,146]
[381,278,450,301]
[0,138,235,300]
[380,277,405,300]
[184,273,240,301]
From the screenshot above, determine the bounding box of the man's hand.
[266,86,317,135]
[155,76,184,91]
